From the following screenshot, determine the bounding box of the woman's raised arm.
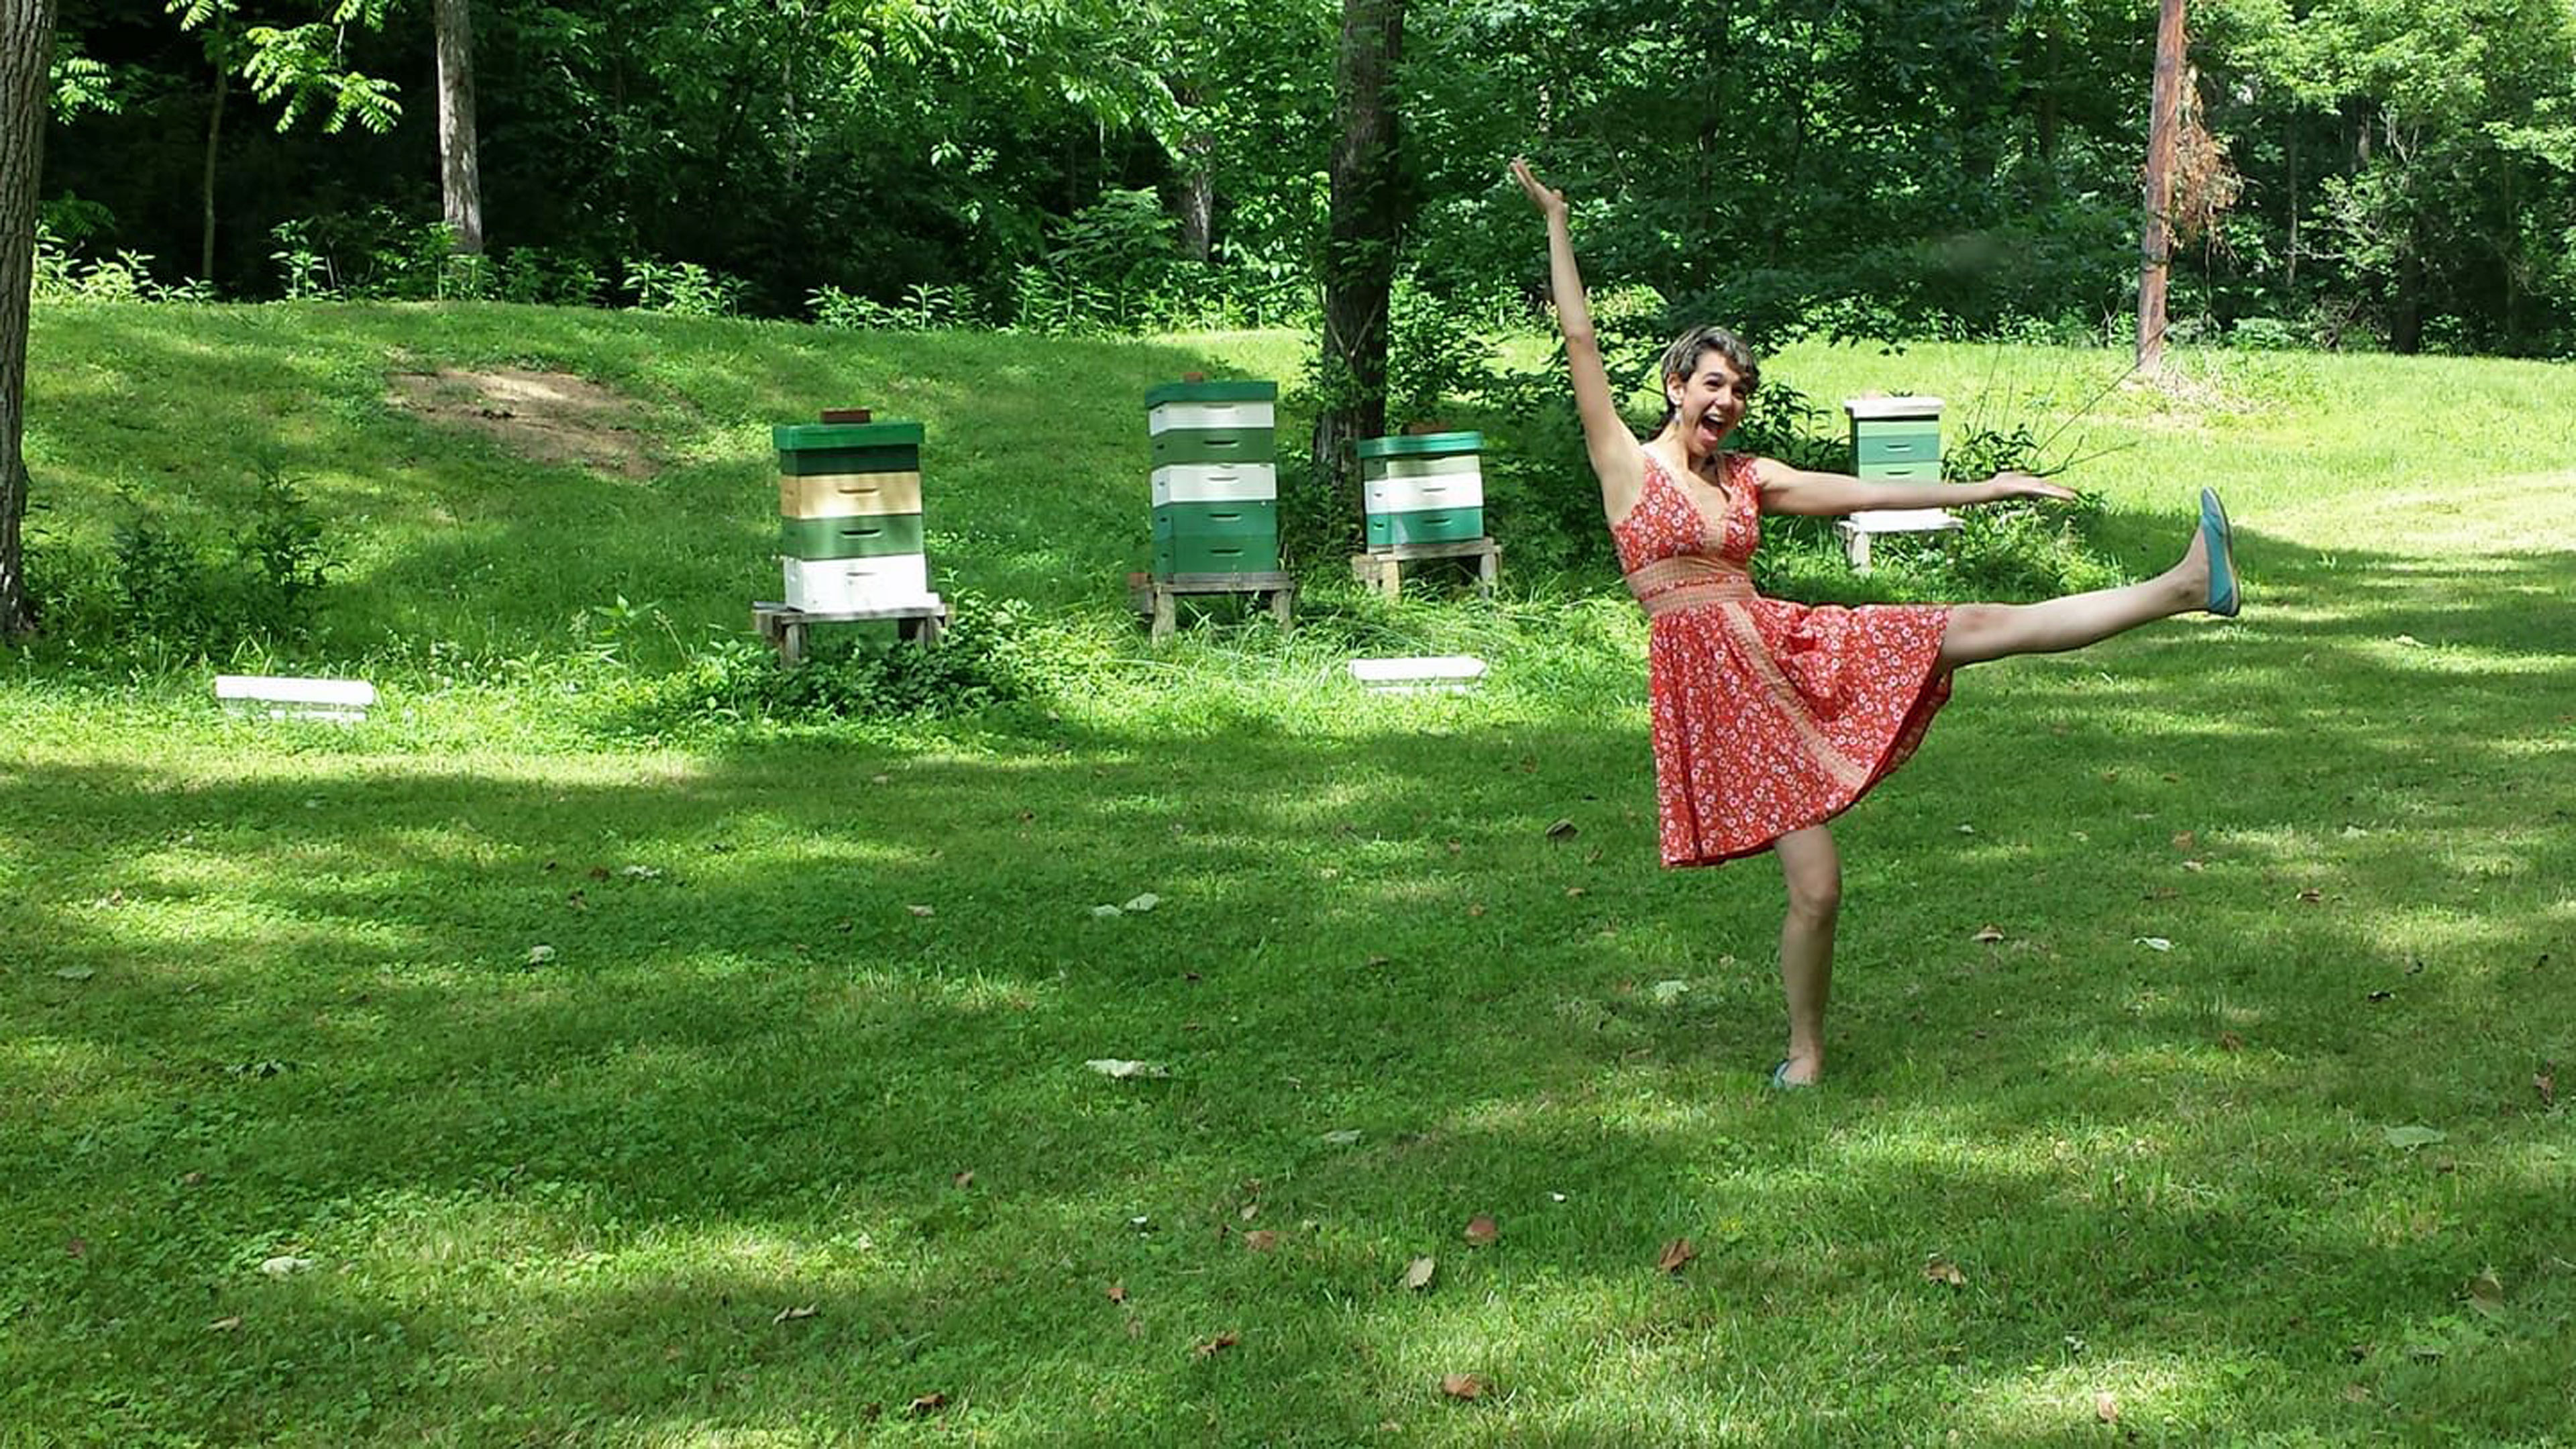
[1511,158,1642,509]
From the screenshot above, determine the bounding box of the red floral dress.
[1613,449,1953,867]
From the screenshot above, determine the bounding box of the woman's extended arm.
[1748,458,2075,517]
[1511,158,1642,509]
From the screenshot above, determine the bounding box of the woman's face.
[1668,353,1752,458]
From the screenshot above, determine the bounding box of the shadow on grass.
[5,466,2572,1436]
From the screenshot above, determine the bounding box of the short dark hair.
[1657,326,1760,421]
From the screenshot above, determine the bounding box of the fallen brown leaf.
[952,1170,975,1189]
[586,865,611,881]
[1404,1256,1436,1291]
[1238,1201,1260,1221]
[1107,1281,1128,1304]
[1467,904,1487,918]
[2536,1063,2557,1109]
[906,1392,947,1415]
[1923,1254,1967,1287]
[1445,839,1462,855]
[2218,1031,2245,1052]
[2341,1383,2371,1404]
[2469,1269,2506,1310]
[1972,925,2006,943]
[1463,1214,1499,1246]
[1242,1230,1281,1252]
[1193,1331,1240,1358]
[180,1171,205,1187]
[2095,1391,2118,1424]
[1440,1373,1487,1401]
[2171,830,2196,851]
[66,1238,85,1259]
[1656,1238,1697,1275]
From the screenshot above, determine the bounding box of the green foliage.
[95,468,333,657]
[621,258,749,317]
[31,227,211,305]
[810,282,983,332]
[608,593,1051,733]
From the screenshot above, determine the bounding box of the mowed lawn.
[3,303,2573,1445]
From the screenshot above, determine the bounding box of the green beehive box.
[1149,429,1270,467]
[1365,506,1487,548]
[1154,533,1279,576]
[778,513,926,560]
[1152,500,1279,576]
[1357,431,1482,472]
[775,420,924,478]
[1144,378,1279,409]
[1843,399,1942,480]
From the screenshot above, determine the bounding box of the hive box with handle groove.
[773,417,935,612]
[1145,379,1279,578]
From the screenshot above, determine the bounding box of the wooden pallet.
[1834,509,1962,570]
[1349,537,1499,601]
[1128,571,1297,643]
[751,598,947,664]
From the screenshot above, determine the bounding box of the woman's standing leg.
[1773,824,1841,1086]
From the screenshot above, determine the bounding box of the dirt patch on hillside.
[386,367,660,478]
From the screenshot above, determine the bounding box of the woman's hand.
[1510,157,1568,223]
[1991,472,2077,503]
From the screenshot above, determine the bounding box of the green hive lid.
[773,420,924,451]
[1356,431,1482,460]
[1144,378,1279,408]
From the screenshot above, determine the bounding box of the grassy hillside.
[4,303,2573,1445]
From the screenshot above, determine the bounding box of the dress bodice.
[1611,449,1762,574]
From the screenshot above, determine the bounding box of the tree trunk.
[1172,82,1214,264]
[435,0,484,255]
[2,0,61,636]
[1311,0,1405,509]
[2135,0,2186,374]
[201,59,226,283]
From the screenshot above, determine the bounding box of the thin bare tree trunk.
[2136,0,2185,373]
[435,0,484,255]
[201,60,227,282]
[1311,0,1405,511]
[2,0,62,635]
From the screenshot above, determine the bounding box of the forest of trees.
[34,0,2576,357]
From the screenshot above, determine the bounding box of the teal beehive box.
[1146,379,1279,578]
[1358,431,1485,549]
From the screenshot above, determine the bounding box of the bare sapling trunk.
[1,0,63,635]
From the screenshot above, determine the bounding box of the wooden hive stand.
[751,598,947,664]
[1128,571,1296,644]
[1348,537,1500,601]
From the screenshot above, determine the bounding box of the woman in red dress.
[1511,159,2241,1088]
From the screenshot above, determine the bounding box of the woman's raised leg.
[1773,824,1841,1086]
[1936,519,2218,672]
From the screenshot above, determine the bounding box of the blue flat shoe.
[2200,487,2241,618]
[1767,1059,1815,1091]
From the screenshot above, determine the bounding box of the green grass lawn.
[5,302,2573,1445]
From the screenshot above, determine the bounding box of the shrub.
[101,467,334,655]
[605,591,1052,735]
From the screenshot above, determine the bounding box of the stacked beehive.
[1147,379,1279,578]
[1358,431,1485,549]
[1835,396,1951,570]
[772,417,938,613]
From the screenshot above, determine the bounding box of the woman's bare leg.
[1937,525,2214,672]
[1774,825,1841,1085]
